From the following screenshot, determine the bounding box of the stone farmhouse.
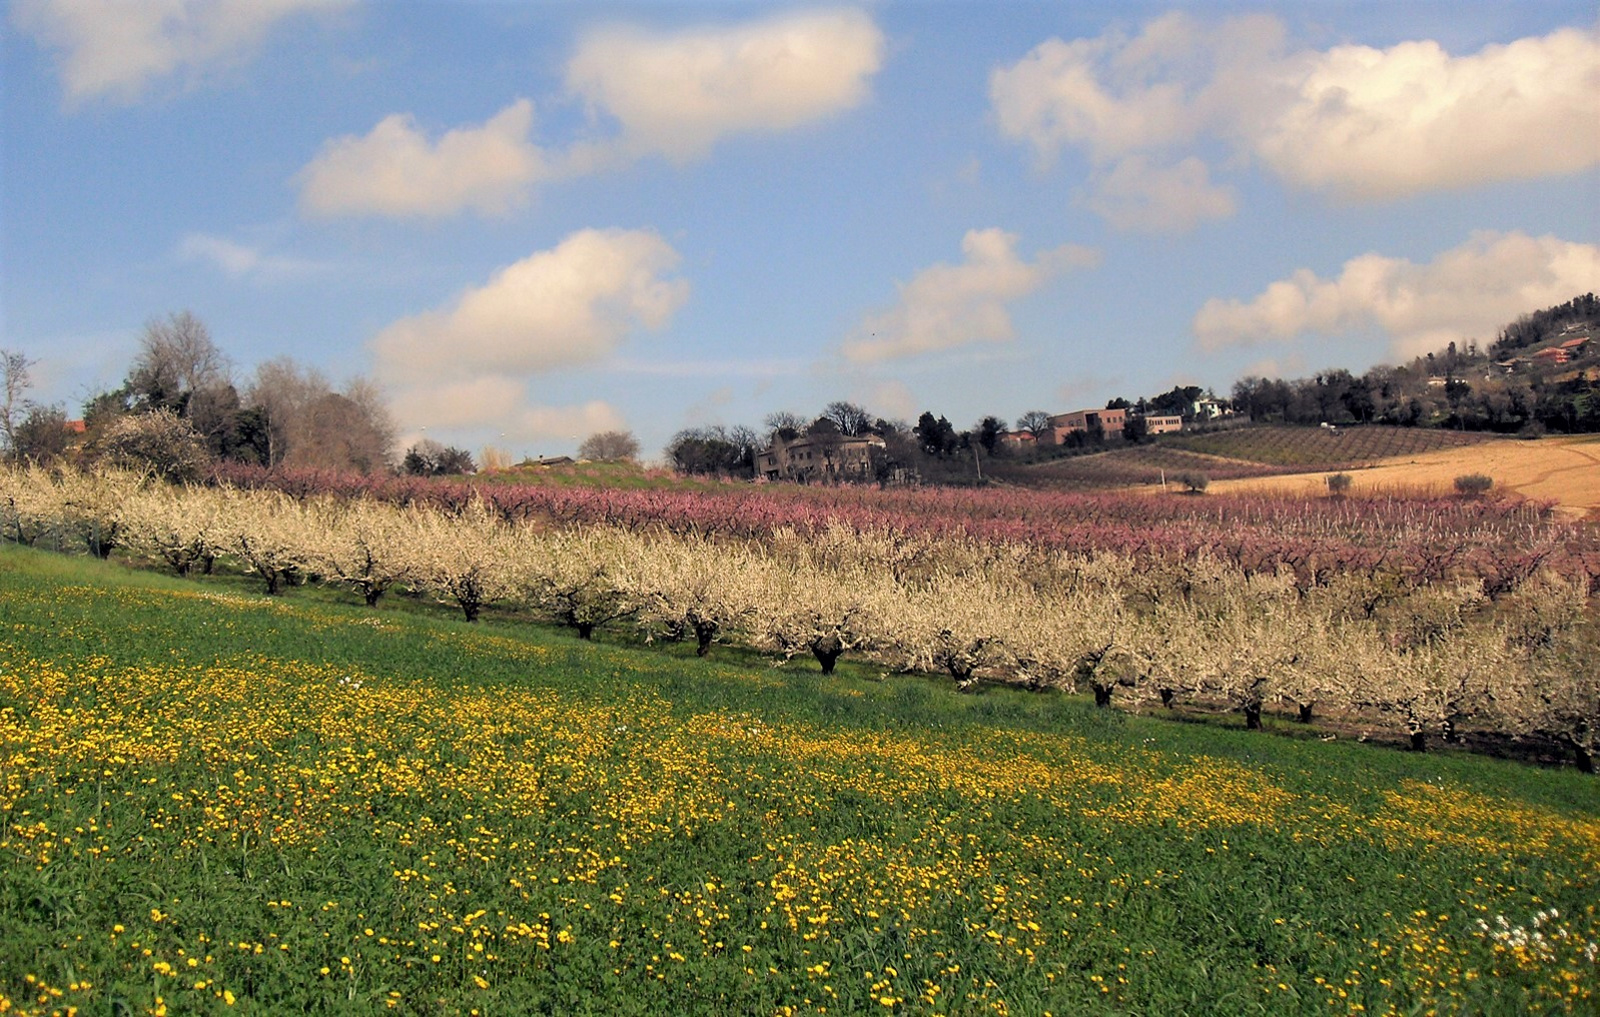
[758,433,886,483]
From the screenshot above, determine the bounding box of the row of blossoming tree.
[4,464,1596,771]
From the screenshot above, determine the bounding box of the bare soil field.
[1203,433,1600,519]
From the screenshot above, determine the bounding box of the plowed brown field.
[1202,434,1600,518]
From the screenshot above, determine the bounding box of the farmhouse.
[1050,407,1126,443]
[1533,347,1571,366]
[1142,414,1183,435]
[759,432,886,483]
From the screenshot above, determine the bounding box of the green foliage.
[1454,473,1495,497]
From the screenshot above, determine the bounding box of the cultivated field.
[1026,426,1499,490]
[2,548,1597,1016]
[1207,435,1600,519]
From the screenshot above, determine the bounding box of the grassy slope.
[2,546,1597,1016]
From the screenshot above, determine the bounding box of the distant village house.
[1050,407,1126,443]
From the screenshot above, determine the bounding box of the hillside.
[1211,433,1600,520]
[1021,424,1500,489]
[2,546,1597,1015]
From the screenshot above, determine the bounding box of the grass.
[2,544,1598,1015]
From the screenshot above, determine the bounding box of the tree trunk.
[1297,703,1314,724]
[576,622,595,640]
[1574,744,1594,774]
[811,642,843,675]
[1441,718,1461,744]
[1159,688,1175,708]
[460,599,480,623]
[1410,730,1427,752]
[1244,706,1262,730]
[263,569,281,596]
[1093,685,1112,708]
[693,619,717,657]
[364,587,383,608]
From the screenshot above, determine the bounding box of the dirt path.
[1201,434,1600,519]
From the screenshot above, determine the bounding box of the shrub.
[1176,471,1210,494]
[1325,473,1353,497]
[1454,473,1494,498]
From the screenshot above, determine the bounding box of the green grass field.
[2,545,1597,1015]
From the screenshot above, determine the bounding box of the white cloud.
[992,15,1600,216]
[372,228,688,385]
[1256,28,1600,200]
[390,374,625,445]
[13,0,348,104]
[177,232,327,279]
[990,12,1286,164]
[297,99,549,218]
[1193,231,1600,357]
[565,7,885,163]
[1081,155,1237,233]
[842,228,1100,363]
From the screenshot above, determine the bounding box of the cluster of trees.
[2,313,398,474]
[1231,295,1600,433]
[6,464,1596,770]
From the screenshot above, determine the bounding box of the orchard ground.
[3,544,1599,1016]
[1170,434,1600,520]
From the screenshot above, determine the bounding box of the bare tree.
[244,359,394,473]
[245,356,327,467]
[763,410,807,439]
[821,401,872,437]
[578,430,641,462]
[1,349,34,459]
[290,383,395,474]
[129,312,228,415]
[1016,410,1053,440]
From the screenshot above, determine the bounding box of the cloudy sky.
[4,1,1598,460]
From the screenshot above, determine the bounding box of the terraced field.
[1161,425,1497,468]
[1025,426,1505,491]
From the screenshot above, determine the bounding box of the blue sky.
[4,1,1598,461]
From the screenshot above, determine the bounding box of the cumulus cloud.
[13,0,348,104]
[390,374,626,445]
[371,228,688,386]
[992,14,1600,216]
[565,7,885,163]
[372,230,682,446]
[1256,29,1600,200]
[1081,155,1237,233]
[1193,231,1600,357]
[842,228,1100,363]
[297,99,549,218]
[990,12,1285,165]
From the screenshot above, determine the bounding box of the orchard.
[4,463,1596,770]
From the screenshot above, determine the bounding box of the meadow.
[3,545,1598,1016]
